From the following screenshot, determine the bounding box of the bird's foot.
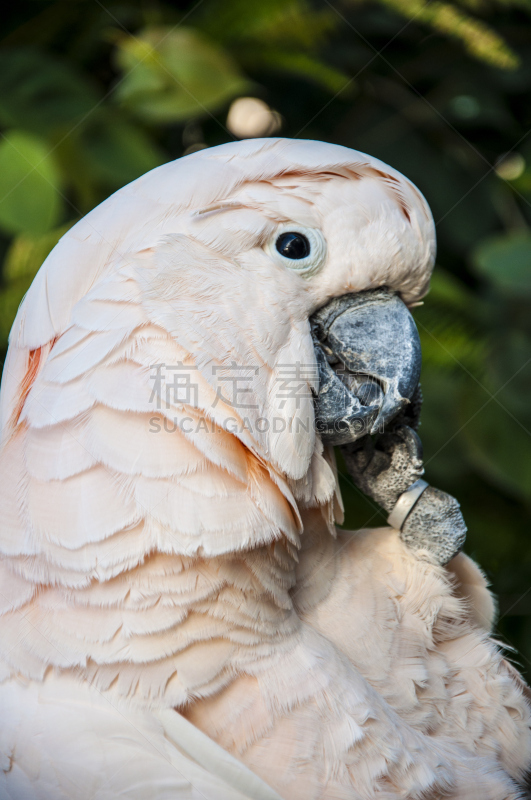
[341,423,466,566]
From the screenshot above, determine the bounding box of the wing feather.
[72,298,149,332]
[27,465,139,548]
[84,405,206,478]
[0,674,282,800]
[41,327,135,383]
[21,374,95,428]
[24,417,97,480]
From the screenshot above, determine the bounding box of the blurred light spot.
[495,153,525,181]
[451,95,481,119]
[227,97,282,139]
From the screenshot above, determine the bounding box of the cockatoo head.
[3,138,435,489]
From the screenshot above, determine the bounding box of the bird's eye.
[275,232,311,260]
[267,225,326,276]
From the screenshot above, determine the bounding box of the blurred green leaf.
[0,47,100,134]
[472,232,531,295]
[488,332,531,420]
[0,131,62,236]
[256,50,350,93]
[113,27,250,123]
[415,270,487,374]
[461,380,531,501]
[76,113,164,186]
[3,222,73,282]
[376,0,520,68]
[198,0,336,48]
[418,366,468,485]
[0,221,73,342]
[425,268,471,311]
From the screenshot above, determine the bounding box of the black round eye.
[275,232,311,260]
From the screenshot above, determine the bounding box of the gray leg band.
[387,479,429,531]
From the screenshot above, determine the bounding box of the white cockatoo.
[0,138,529,800]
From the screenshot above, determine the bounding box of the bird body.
[0,138,529,798]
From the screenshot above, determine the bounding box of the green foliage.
[113,27,250,123]
[193,0,349,92]
[74,112,163,185]
[0,130,63,235]
[0,0,530,676]
[375,0,520,68]
[0,48,100,134]
[462,378,531,501]
[252,50,350,93]
[473,231,531,294]
[0,222,73,343]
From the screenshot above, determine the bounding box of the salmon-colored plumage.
[0,139,529,799]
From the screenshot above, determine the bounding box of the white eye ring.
[266,225,327,277]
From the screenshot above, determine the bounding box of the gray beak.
[311,289,422,446]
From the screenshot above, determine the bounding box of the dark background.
[1,0,530,678]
